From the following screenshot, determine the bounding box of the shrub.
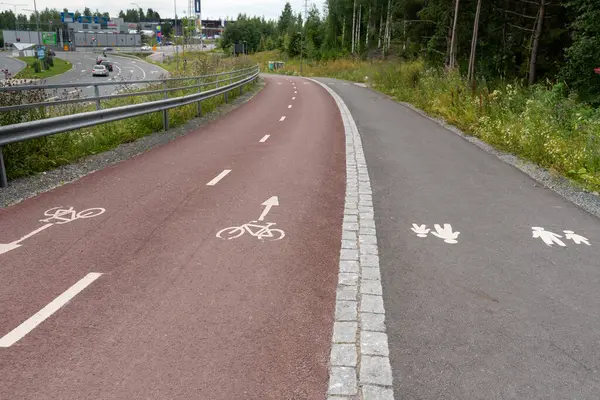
[32,61,41,73]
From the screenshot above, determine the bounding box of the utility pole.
[174,0,179,71]
[32,0,41,47]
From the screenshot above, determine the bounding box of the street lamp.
[130,2,142,22]
[0,2,26,33]
[22,6,41,47]
[297,31,303,75]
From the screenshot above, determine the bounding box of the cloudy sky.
[2,0,314,21]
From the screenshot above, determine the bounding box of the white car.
[141,45,152,51]
[92,64,109,77]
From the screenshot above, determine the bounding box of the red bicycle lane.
[0,75,346,399]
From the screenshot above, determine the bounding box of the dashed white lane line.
[0,272,103,348]
[292,97,296,100]
[259,135,270,143]
[206,169,231,186]
[279,116,286,122]
[294,91,298,94]
[86,85,92,89]
[288,105,292,109]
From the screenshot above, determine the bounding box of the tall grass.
[3,54,256,180]
[254,51,600,192]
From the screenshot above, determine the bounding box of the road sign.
[37,48,45,60]
[195,0,201,13]
[61,11,74,23]
[42,32,57,45]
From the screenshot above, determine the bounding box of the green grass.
[15,57,72,79]
[250,51,600,193]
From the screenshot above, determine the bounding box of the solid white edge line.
[308,78,395,399]
[0,272,103,348]
[259,134,270,143]
[279,116,286,122]
[206,169,232,186]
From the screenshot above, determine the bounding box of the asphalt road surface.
[44,51,168,99]
[317,78,600,399]
[0,52,26,76]
[0,76,345,399]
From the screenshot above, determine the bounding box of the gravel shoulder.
[0,78,264,209]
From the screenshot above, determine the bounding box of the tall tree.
[467,0,482,84]
[278,2,294,35]
[528,0,545,85]
[448,0,460,69]
[561,0,600,103]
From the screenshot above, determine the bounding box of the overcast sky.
[1,0,315,21]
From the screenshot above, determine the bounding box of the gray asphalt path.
[0,52,26,76]
[317,78,600,399]
[44,51,168,99]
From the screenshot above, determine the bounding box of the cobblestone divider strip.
[308,78,395,400]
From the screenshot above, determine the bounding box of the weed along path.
[0,75,346,399]
[319,77,600,399]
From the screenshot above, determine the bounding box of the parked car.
[140,45,151,51]
[103,47,114,52]
[92,64,109,77]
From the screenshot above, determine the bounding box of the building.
[11,42,36,56]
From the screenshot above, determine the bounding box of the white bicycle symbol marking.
[216,221,285,241]
[39,206,106,225]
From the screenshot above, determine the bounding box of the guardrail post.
[0,146,8,188]
[197,78,202,117]
[224,72,229,104]
[162,81,169,130]
[94,85,101,110]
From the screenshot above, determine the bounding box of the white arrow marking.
[0,223,53,256]
[258,196,279,221]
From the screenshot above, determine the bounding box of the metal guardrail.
[0,65,260,188]
[0,65,259,113]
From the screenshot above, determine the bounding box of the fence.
[0,64,260,188]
